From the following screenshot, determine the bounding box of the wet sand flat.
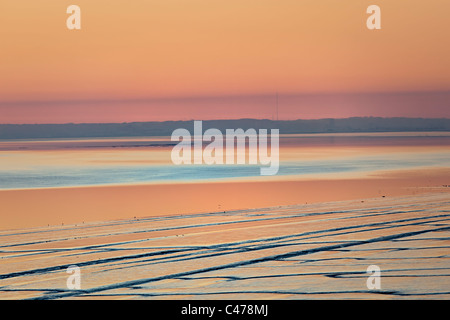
[0,192,449,300]
[1,167,449,230]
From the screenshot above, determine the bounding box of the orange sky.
[0,1,449,123]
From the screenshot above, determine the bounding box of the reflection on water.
[0,133,450,190]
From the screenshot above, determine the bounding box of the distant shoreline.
[1,117,450,140]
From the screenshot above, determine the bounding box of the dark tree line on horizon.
[0,117,449,139]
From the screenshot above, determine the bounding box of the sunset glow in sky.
[0,0,449,123]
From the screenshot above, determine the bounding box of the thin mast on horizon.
[276,92,279,121]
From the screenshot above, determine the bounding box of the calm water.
[0,133,449,190]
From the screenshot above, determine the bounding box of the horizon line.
[1,116,450,126]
